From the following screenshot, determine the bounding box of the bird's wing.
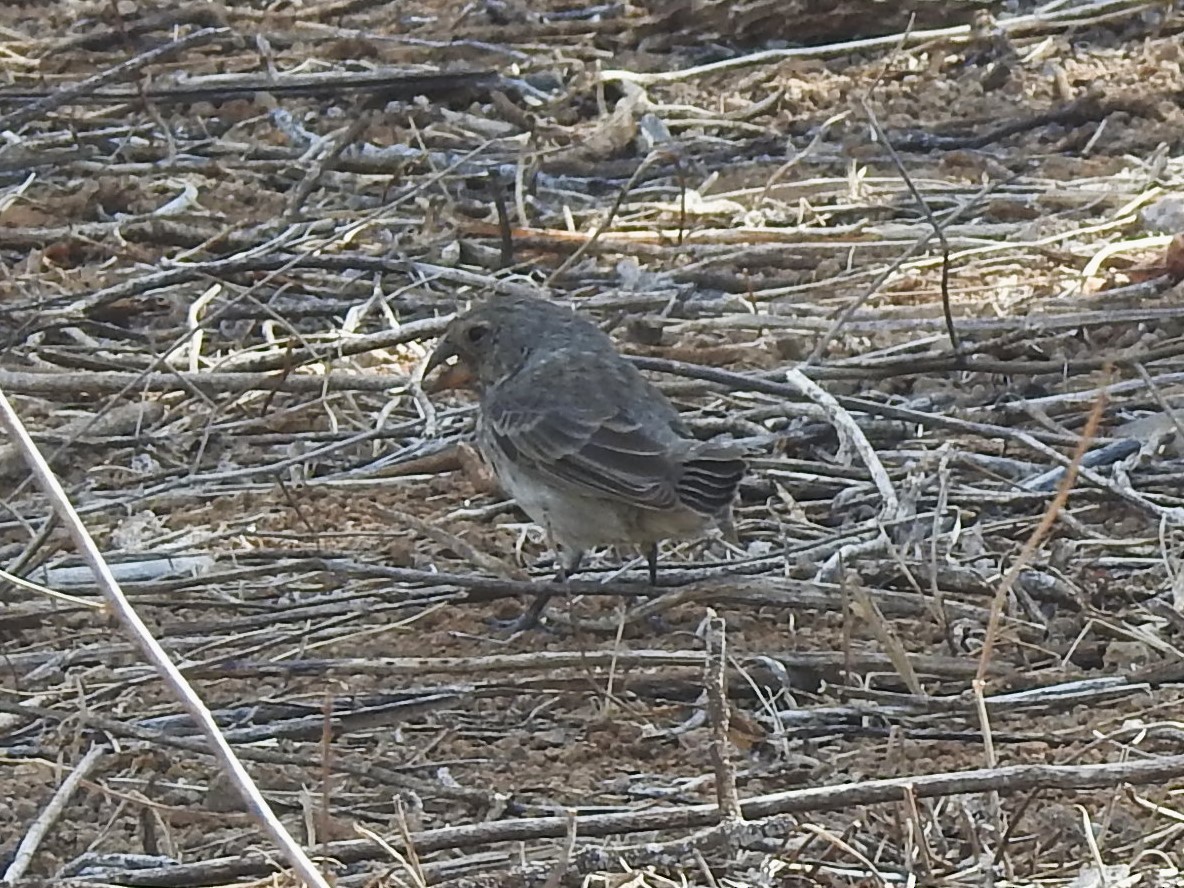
[482,358,683,511]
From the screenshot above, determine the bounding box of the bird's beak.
[422,337,454,379]
[421,338,476,393]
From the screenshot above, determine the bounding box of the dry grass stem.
[3,2,1182,885]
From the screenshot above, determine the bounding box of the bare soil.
[2,2,1184,887]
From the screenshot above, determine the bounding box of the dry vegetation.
[3,1,1184,886]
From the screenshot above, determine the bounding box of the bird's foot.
[489,552,577,635]
[488,591,556,636]
[489,614,558,637]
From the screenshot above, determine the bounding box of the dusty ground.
[2,1,1184,886]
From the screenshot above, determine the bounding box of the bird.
[423,294,746,628]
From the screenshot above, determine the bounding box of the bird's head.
[422,296,586,392]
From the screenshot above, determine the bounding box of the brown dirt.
[2,2,1184,887]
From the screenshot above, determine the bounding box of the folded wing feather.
[484,360,744,515]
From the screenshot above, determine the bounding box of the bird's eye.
[466,324,488,344]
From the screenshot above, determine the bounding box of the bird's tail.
[676,446,747,516]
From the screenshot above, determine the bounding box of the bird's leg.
[717,505,740,546]
[512,590,552,633]
[645,543,659,586]
[631,543,669,633]
[504,546,581,634]
[558,547,584,580]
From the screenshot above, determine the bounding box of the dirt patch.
[2,2,1184,887]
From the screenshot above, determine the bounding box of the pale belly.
[482,439,708,549]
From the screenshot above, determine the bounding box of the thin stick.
[973,677,1006,864]
[600,0,1155,85]
[1077,804,1110,886]
[319,691,334,848]
[852,584,925,697]
[704,609,742,820]
[0,27,230,131]
[3,744,106,882]
[0,387,332,888]
[541,811,577,888]
[975,378,1108,682]
[546,150,660,284]
[784,366,899,522]
[87,751,1184,885]
[809,176,996,362]
[900,783,933,875]
[859,96,960,352]
[800,823,889,887]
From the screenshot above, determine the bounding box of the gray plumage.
[426,295,746,576]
